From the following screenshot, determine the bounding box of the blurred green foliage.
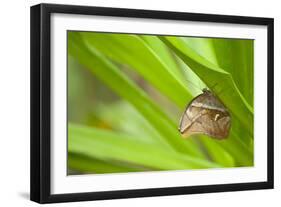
[67,31,254,175]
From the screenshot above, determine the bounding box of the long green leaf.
[69,124,221,170]
[197,136,235,167]
[161,36,253,137]
[178,37,253,163]
[68,32,204,157]
[94,101,173,149]
[68,153,147,174]
[81,32,193,108]
[211,38,254,106]
[141,35,186,86]
[167,37,252,165]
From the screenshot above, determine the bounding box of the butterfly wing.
[179,90,231,139]
[196,110,231,139]
[179,105,204,137]
[178,112,191,134]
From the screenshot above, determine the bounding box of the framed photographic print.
[30,3,274,203]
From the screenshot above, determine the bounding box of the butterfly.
[178,88,231,140]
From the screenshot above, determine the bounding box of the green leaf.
[211,38,254,106]
[94,101,173,149]
[68,124,221,170]
[165,37,253,165]
[67,32,254,173]
[141,35,186,86]
[81,32,193,108]
[68,153,146,174]
[68,32,204,157]
[161,36,253,138]
[198,136,235,167]
[182,37,219,66]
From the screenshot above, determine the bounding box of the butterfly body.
[179,89,231,139]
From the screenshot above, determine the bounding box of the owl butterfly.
[178,88,231,140]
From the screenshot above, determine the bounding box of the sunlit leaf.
[69,124,221,170]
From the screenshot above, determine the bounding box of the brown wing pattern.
[179,90,231,139]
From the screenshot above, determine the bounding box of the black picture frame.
[30,3,274,204]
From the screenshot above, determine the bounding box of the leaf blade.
[68,32,204,157]
[69,123,221,170]
[161,36,253,137]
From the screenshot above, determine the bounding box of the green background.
[67,31,254,175]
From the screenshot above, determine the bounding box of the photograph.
[67,31,254,175]
[30,3,273,203]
